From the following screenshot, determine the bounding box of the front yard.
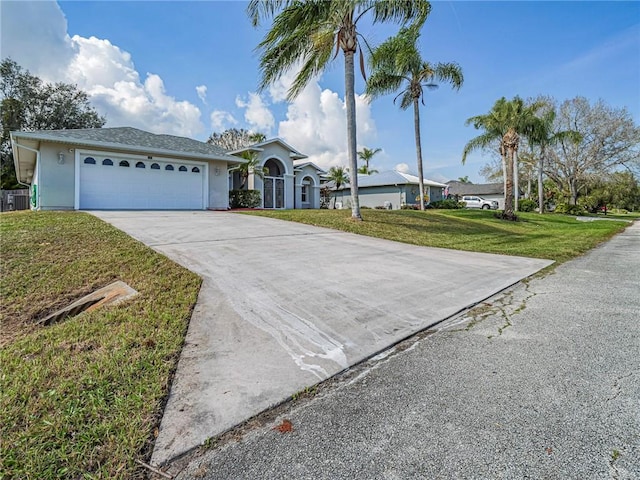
[0,211,201,479]
[244,209,632,263]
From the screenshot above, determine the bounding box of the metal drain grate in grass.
[37,281,139,326]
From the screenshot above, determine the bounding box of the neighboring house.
[446,181,509,210]
[333,170,447,210]
[229,139,325,209]
[10,127,323,211]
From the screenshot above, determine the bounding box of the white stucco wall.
[37,143,76,210]
[208,160,230,209]
[294,164,321,209]
[295,165,320,208]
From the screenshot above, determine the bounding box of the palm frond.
[247,0,293,27]
[368,0,431,30]
[462,132,498,164]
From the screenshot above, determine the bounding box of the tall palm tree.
[326,165,349,208]
[247,0,430,220]
[367,27,463,211]
[357,147,381,174]
[527,106,582,213]
[462,97,540,220]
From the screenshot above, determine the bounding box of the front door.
[264,176,284,209]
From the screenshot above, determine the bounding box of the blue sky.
[2,1,639,183]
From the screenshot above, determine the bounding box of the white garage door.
[79,154,206,210]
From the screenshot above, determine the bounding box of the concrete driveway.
[91,211,553,466]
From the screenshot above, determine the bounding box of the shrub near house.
[230,189,261,208]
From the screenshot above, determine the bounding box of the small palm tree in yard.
[367,27,463,211]
[326,165,349,208]
[357,147,381,175]
[463,96,541,220]
[233,150,268,189]
[247,0,430,221]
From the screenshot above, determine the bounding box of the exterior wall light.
[58,152,65,164]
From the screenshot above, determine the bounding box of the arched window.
[135,161,146,169]
[119,160,130,167]
[264,158,284,177]
[102,159,113,166]
[165,164,174,171]
[192,166,200,173]
[301,178,312,203]
[178,165,188,172]
[84,157,96,165]
[150,163,160,170]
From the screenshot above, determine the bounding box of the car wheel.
[482,204,489,210]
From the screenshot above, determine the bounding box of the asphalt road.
[171,221,639,480]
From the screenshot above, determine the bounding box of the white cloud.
[395,163,410,173]
[276,81,377,171]
[235,93,275,133]
[0,1,73,81]
[1,1,205,138]
[267,68,298,103]
[196,85,208,105]
[210,110,238,131]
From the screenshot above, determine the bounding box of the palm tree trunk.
[413,97,425,211]
[505,148,515,218]
[501,147,507,210]
[344,49,362,220]
[538,146,544,214]
[514,150,519,212]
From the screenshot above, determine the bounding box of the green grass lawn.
[0,211,201,479]
[243,208,632,263]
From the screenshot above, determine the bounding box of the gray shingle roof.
[12,127,241,162]
[335,170,447,189]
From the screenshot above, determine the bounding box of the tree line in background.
[0,59,105,189]
[467,95,640,218]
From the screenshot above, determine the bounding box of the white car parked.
[461,195,499,210]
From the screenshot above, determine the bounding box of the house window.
[165,164,174,171]
[178,165,187,172]
[119,160,130,167]
[102,159,113,166]
[301,184,308,202]
[84,157,96,164]
[135,161,146,169]
[150,163,160,170]
[192,166,200,173]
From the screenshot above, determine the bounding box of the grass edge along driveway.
[243,209,632,263]
[1,211,201,479]
[0,209,630,479]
